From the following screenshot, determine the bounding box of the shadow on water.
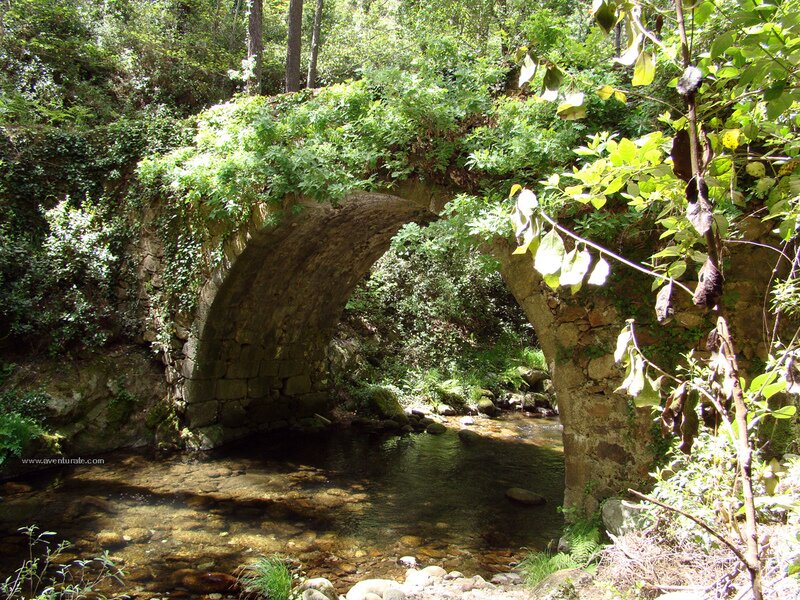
[0,415,564,595]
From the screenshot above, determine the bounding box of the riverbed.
[0,413,564,596]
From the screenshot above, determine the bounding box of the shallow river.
[0,413,564,596]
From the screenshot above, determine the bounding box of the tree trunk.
[285,0,304,92]
[306,0,323,88]
[246,0,263,95]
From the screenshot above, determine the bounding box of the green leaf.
[541,66,564,102]
[560,249,592,286]
[770,405,797,419]
[519,54,538,87]
[628,356,645,396]
[597,85,614,100]
[693,1,714,25]
[534,229,566,275]
[588,257,610,285]
[711,32,734,59]
[516,188,538,216]
[614,327,632,363]
[767,93,792,120]
[543,273,561,290]
[634,375,661,407]
[615,34,643,66]
[594,0,618,34]
[590,195,607,209]
[716,65,740,79]
[632,51,655,86]
[763,379,787,399]
[556,92,587,120]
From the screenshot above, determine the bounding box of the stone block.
[220,401,248,428]
[284,375,312,396]
[186,400,219,428]
[260,359,279,377]
[216,379,247,400]
[587,355,616,381]
[184,378,216,405]
[278,360,304,378]
[181,357,196,379]
[248,377,276,399]
[294,392,329,416]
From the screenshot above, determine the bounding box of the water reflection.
[0,413,564,595]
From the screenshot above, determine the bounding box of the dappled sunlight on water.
[0,413,563,596]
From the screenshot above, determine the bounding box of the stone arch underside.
[178,187,656,513]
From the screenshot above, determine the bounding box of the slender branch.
[627,488,748,565]
[537,210,696,296]
[723,238,793,263]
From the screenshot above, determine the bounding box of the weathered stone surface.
[219,401,248,428]
[186,401,219,428]
[587,355,616,381]
[298,577,337,600]
[426,422,447,435]
[345,579,402,600]
[458,429,482,443]
[367,386,408,424]
[602,498,647,536]
[477,398,497,416]
[284,374,312,396]
[216,379,247,400]
[505,487,546,505]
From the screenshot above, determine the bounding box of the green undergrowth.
[237,555,297,600]
[0,364,55,466]
[337,214,544,411]
[519,517,603,587]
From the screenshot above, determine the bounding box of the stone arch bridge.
[140,182,771,513]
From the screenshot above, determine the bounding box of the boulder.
[434,404,456,416]
[458,429,482,443]
[420,565,447,579]
[383,590,407,600]
[518,367,550,391]
[298,577,337,600]
[367,387,408,424]
[303,591,330,600]
[602,498,647,536]
[459,416,475,426]
[531,568,591,600]
[425,422,447,435]
[505,487,546,506]
[477,398,497,416]
[345,579,402,600]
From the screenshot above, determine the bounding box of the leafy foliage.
[339,215,539,407]
[519,518,603,586]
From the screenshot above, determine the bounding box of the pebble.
[399,556,417,568]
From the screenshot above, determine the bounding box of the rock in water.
[477,398,497,416]
[179,571,237,594]
[345,579,402,600]
[367,387,409,424]
[458,429,481,443]
[303,591,331,600]
[298,578,337,600]
[505,487,546,505]
[425,422,447,435]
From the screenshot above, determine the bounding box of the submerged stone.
[505,487,546,505]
